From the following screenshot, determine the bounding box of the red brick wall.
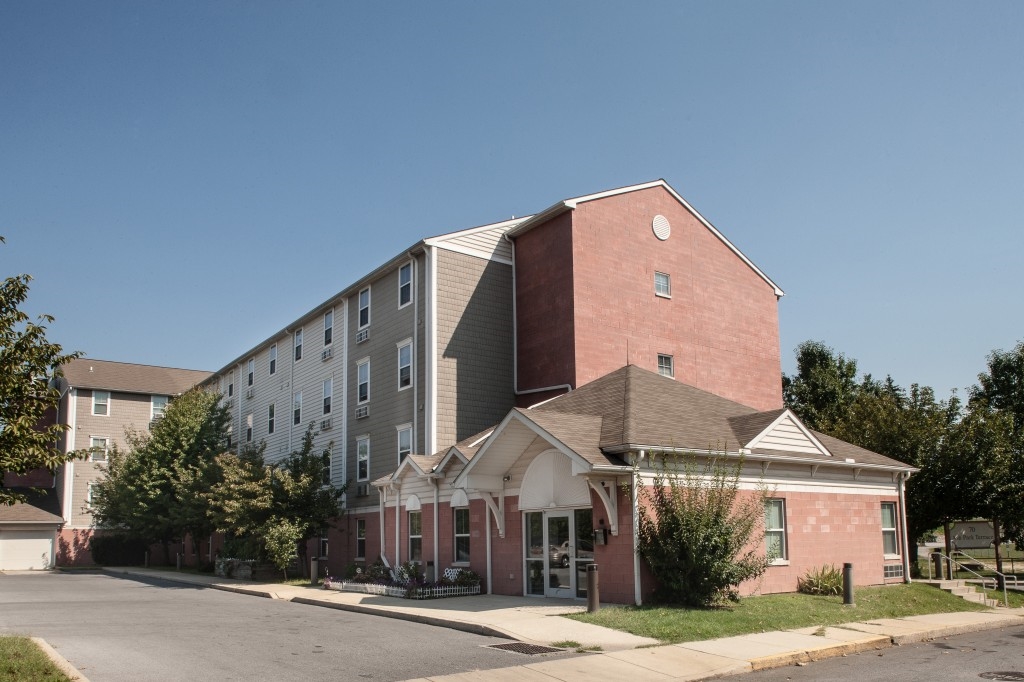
[563,186,782,410]
[514,211,576,406]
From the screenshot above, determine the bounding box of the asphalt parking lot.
[0,572,564,681]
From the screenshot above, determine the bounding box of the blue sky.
[2,1,1021,400]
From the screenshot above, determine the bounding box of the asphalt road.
[750,624,1024,681]
[0,572,571,681]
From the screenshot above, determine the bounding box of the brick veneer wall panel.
[568,187,783,410]
[513,212,576,406]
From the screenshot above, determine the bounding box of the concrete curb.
[290,596,515,640]
[31,636,91,682]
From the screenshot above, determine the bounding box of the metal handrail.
[928,550,1008,608]
[951,550,1020,589]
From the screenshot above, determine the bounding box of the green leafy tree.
[263,517,304,579]
[971,341,1024,438]
[0,237,82,505]
[208,425,345,574]
[782,341,860,432]
[636,451,772,607]
[91,389,228,560]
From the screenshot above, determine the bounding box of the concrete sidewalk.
[98,567,1024,682]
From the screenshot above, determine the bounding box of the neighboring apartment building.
[52,359,212,565]
[207,179,915,603]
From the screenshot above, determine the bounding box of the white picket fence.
[326,581,480,599]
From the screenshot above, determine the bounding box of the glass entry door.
[524,509,591,599]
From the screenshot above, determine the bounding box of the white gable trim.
[746,410,832,457]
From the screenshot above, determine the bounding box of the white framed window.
[293,391,302,426]
[882,502,899,557]
[409,511,422,563]
[654,271,672,298]
[765,499,787,562]
[87,482,95,509]
[397,424,412,464]
[227,372,234,398]
[89,436,109,462]
[398,263,412,308]
[321,448,331,486]
[355,518,366,559]
[657,354,674,378]
[92,390,110,416]
[397,340,412,390]
[356,436,369,481]
[226,425,233,449]
[322,378,332,415]
[319,528,329,558]
[269,344,278,376]
[323,309,334,347]
[357,359,370,404]
[454,507,470,563]
[151,395,169,420]
[294,328,303,362]
[245,413,253,443]
[358,287,370,329]
[268,403,276,435]
[247,358,255,386]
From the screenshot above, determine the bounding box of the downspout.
[432,477,440,580]
[486,494,493,595]
[341,301,349,508]
[378,486,387,567]
[503,233,573,398]
[63,388,78,525]
[899,471,912,584]
[288,343,295,453]
[394,485,401,567]
[632,450,646,605]
[426,246,437,454]
[405,249,417,450]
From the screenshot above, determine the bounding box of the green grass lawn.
[0,637,70,682]
[567,583,997,644]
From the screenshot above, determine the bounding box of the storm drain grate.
[487,643,565,655]
[980,673,1024,681]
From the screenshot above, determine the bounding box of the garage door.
[0,530,55,570]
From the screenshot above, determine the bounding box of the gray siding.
[435,249,514,447]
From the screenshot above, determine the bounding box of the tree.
[0,237,82,505]
[636,451,772,607]
[971,341,1024,438]
[91,388,229,560]
[782,341,860,432]
[207,425,346,574]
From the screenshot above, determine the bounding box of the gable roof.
[0,489,63,525]
[530,365,911,470]
[62,358,212,396]
[505,179,784,298]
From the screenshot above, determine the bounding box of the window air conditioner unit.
[320,418,332,431]
[245,387,254,399]
[321,347,333,361]
[354,405,369,419]
[356,328,370,344]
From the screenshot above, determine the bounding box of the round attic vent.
[652,214,671,240]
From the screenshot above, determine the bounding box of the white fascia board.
[423,216,529,244]
[611,443,915,474]
[746,409,832,457]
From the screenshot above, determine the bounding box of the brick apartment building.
[205,180,914,603]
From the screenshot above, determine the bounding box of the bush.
[88,533,150,566]
[636,451,773,607]
[798,564,843,595]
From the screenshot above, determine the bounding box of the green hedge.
[88,534,150,566]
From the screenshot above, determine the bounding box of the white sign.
[950,521,995,549]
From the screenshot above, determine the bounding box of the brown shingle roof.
[0,489,63,525]
[62,358,212,396]
[534,365,911,469]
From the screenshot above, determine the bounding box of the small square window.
[90,437,109,462]
[654,271,671,298]
[657,354,674,378]
[151,395,168,420]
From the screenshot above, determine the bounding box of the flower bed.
[322,562,481,599]
[325,580,480,599]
